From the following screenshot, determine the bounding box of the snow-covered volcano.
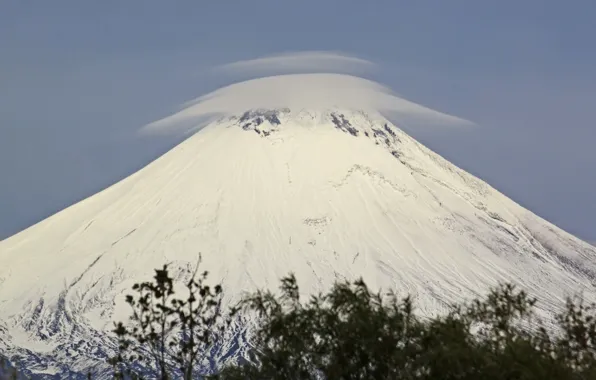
[1,108,595,377]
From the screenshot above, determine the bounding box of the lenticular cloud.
[142,52,472,135]
[215,51,375,75]
[142,73,472,135]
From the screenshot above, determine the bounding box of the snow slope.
[1,108,595,377]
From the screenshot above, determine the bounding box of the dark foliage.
[216,274,596,380]
[0,356,18,380]
[111,258,236,380]
[2,264,596,379]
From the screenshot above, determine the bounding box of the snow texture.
[0,108,595,378]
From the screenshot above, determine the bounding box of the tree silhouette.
[2,262,596,379]
[111,258,236,379]
[217,275,596,380]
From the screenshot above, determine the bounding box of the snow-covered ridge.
[224,108,492,199]
[0,109,595,378]
[224,108,400,143]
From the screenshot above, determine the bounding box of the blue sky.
[1,1,595,243]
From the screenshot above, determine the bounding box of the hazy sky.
[1,1,595,243]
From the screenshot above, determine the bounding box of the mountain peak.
[1,102,595,377]
[220,107,397,142]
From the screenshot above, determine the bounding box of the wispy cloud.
[142,73,473,134]
[215,51,375,75]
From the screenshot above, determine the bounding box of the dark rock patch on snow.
[330,113,359,136]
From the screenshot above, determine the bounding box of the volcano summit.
[1,107,595,377]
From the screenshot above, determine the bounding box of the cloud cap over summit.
[143,73,473,135]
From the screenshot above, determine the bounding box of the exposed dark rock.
[330,113,359,136]
[372,128,387,138]
[384,123,396,137]
[239,109,282,126]
[238,109,284,137]
[264,111,281,125]
[239,111,252,123]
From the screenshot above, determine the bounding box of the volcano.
[1,107,595,377]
